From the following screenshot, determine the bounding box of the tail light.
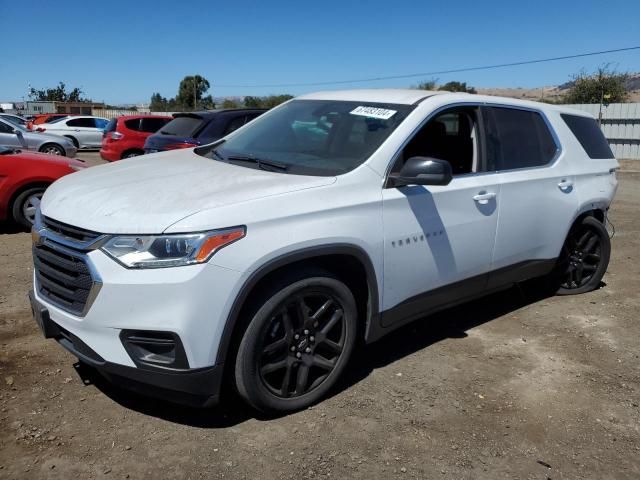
[107,131,124,140]
[164,142,198,150]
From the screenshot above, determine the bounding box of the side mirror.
[388,156,453,187]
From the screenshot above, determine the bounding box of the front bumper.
[29,289,224,406]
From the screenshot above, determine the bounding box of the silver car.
[0,118,77,157]
[38,115,109,149]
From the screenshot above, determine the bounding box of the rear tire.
[122,150,143,159]
[234,270,357,413]
[553,216,611,295]
[11,187,46,228]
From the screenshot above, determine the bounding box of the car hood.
[41,149,336,233]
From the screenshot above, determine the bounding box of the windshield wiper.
[210,149,225,161]
[227,155,288,172]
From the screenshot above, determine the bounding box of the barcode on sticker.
[350,106,397,120]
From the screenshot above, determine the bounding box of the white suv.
[29,89,618,412]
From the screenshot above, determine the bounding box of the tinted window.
[140,117,170,133]
[0,120,14,133]
[159,116,203,137]
[124,118,141,131]
[67,118,96,128]
[105,119,118,133]
[561,114,614,159]
[484,107,558,170]
[223,115,247,135]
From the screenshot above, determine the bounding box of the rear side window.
[561,114,614,159]
[140,117,170,133]
[223,115,247,135]
[484,107,558,171]
[67,118,96,128]
[159,116,203,137]
[124,118,141,131]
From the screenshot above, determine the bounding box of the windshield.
[198,100,414,176]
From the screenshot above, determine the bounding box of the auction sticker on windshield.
[350,106,397,120]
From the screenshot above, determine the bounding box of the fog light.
[120,330,189,369]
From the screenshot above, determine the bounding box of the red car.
[0,146,86,227]
[101,115,172,161]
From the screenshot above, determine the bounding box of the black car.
[143,109,266,153]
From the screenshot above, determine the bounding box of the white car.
[30,89,618,412]
[36,115,109,149]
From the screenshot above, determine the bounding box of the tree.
[564,66,629,104]
[242,94,293,108]
[438,81,477,94]
[150,92,170,111]
[243,96,262,108]
[221,99,239,109]
[414,79,438,90]
[28,82,90,102]
[176,75,214,110]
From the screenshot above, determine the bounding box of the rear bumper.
[29,290,223,407]
[99,147,120,161]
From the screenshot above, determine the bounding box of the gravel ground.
[0,160,639,479]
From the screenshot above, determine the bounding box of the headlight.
[101,227,245,269]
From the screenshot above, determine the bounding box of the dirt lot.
[1,159,639,479]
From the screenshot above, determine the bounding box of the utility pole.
[194,76,198,111]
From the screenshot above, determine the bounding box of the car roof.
[117,115,172,120]
[298,89,445,105]
[297,88,598,118]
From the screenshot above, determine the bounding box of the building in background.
[22,101,105,115]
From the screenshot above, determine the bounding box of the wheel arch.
[121,148,144,159]
[215,244,380,367]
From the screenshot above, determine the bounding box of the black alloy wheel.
[556,216,610,295]
[234,272,357,412]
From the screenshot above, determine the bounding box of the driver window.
[396,107,480,176]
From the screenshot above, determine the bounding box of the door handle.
[74,129,81,132]
[558,179,573,190]
[473,192,496,204]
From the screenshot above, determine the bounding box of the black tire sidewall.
[11,187,45,228]
[39,143,64,156]
[556,216,611,295]
[234,274,357,413]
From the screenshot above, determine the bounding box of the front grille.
[43,216,100,243]
[33,243,96,316]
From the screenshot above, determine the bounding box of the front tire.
[39,143,65,156]
[554,216,611,295]
[234,271,357,413]
[12,187,46,227]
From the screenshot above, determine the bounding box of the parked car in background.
[101,115,172,161]
[30,90,618,412]
[30,114,74,127]
[0,118,77,157]
[36,116,109,149]
[143,109,266,153]
[0,113,29,129]
[0,145,85,227]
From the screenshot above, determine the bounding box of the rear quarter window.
[140,117,170,133]
[123,118,141,131]
[561,114,614,159]
[159,116,203,137]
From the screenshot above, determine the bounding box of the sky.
[2,0,639,104]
